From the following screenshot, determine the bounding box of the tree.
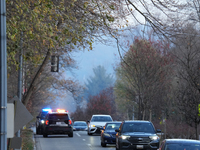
[114,37,173,120]
[6,0,123,106]
[171,24,200,140]
[84,65,114,101]
[85,87,118,120]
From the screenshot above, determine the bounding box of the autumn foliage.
[71,87,124,121]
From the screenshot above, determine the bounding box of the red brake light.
[69,120,72,125]
[45,120,49,125]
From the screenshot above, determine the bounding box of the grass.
[21,129,34,150]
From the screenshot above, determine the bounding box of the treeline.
[71,25,200,140]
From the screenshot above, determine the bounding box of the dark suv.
[42,109,73,138]
[115,120,161,150]
[36,108,51,134]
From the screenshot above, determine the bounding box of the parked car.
[100,121,122,147]
[42,109,73,138]
[158,139,200,150]
[115,120,161,150]
[73,121,88,131]
[35,108,52,134]
[87,114,113,135]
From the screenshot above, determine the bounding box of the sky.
[68,41,120,84]
[57,40,121,113]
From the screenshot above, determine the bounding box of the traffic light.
[198,104,200,116]
[51,55,59,72]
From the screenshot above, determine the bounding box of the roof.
[106,121,122,124]
[124,120,151,123]
[92,114,112,117]
[74,121,87,123]
[165,139,200,144]
[48,112,68,115]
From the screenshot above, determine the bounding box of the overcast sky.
[68,41,120,84]
[57,41,120,113]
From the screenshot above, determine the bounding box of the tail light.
[45,120,49,125]
[69,120,72,125]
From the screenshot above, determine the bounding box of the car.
[158,139,200,150]
[73,121,88,131]
[42,109,73,138]
[100,121,122,147]
[115,120,161,150]
[87,114,113,135]
[35,108,52,134]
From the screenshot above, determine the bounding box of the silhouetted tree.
[84,65,114,102]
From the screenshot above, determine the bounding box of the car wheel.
[68,132,73,137]
[87,132,92,135]
[101,142,106,147]
[43,132,48,138]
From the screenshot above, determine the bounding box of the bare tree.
[114,36,173,120]
[171,24,200,140]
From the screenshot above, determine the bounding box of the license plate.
[136,145,143,149]
[56,122,61,125]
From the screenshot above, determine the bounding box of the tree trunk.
[149,109,152,121]
[142,109,145,120]
[22,49,51,106]
[195,122,198,140]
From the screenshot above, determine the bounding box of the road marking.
[87,144,91,147]
[83,139,86,141]
[76,133,81,137]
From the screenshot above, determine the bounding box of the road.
[32,127,116,150]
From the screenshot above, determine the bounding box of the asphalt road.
[31,127,116,150]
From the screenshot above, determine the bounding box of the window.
[74,122,87,126]
[122,123,155,133]
[49,114,69,120]
[105,123,121,130]
[91,116,112,122]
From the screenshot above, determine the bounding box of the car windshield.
[74,122,87,126]
[122,123,155,133]
[49,114,69,120]
[91,116,112,122]
[105,123,121,130]
[165,143,200,150]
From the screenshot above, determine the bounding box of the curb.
[33,134,36,150]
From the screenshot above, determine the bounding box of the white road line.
[87,144,91,147]
[76,133,81,137]
[83,139,86,141]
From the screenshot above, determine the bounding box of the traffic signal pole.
[0,0,7,149]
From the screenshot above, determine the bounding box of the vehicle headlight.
[104,133,111,137]
[149,135,159,141]
[90,124,95,127]
[121,135,130,140]
[41,120,45,124]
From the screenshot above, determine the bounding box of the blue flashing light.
[42,108,51,112]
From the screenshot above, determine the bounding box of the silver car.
[87,114,113,135]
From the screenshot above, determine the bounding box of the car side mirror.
[156,129,161,133]
[36,116,40,119]
[100,127,105,131]
[115,129,119,132]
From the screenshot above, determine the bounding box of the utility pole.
[0,0,7,149]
